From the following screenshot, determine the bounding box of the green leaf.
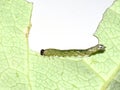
[0,0,120,90]
[0,0,32,90]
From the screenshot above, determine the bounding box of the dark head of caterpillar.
[40,49,45,55]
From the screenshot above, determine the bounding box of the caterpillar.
[40,44,106,57]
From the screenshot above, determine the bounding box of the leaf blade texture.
[0,0,120,90]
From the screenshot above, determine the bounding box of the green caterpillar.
[40,44,106,57]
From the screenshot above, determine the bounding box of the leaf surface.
[0,0,120,90]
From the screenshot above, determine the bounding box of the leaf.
[0,0,120,90]
[0,0,32,90]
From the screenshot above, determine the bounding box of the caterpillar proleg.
[40,44,106,57]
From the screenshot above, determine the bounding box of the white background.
[27,0,114,52]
